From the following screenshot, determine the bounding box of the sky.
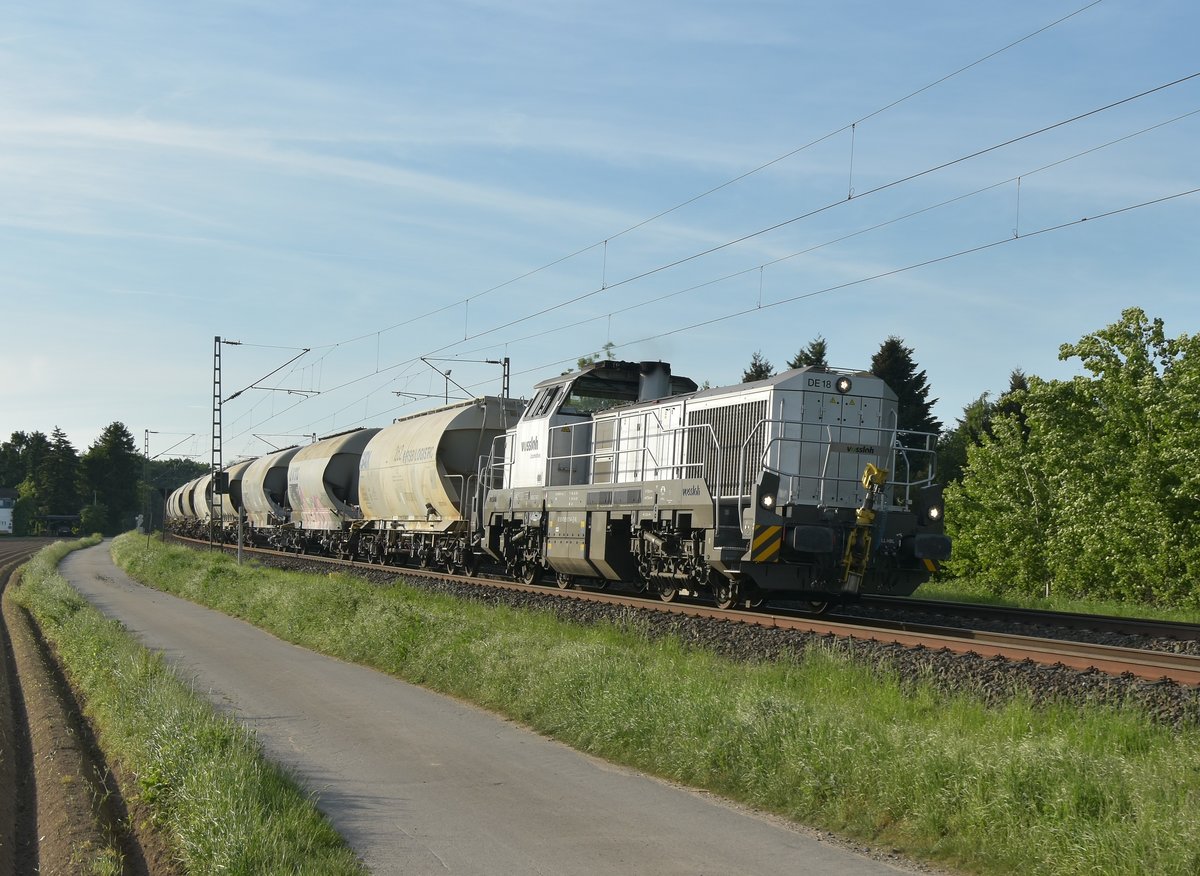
[2,0,1196,464]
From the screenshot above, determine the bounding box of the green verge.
[12,538,366,876]
[111,535,1200,876]
[919,576,1200,624]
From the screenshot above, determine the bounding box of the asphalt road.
[60,543,922,875]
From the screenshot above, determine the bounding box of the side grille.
[686,400,767,498]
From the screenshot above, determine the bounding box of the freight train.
[166,360,950,609]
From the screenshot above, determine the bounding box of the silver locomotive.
[479,360,948,607]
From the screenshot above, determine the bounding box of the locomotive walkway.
[59,543,929,875]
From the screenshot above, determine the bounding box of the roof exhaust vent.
[638,361,672,402]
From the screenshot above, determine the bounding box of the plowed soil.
[0,540,180,875]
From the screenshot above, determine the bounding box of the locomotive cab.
[506,361,697,490]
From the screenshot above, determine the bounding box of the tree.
[870,337,941,434]
[4,431,52,530]
[576,341,616,371]
[936,369,1029,484]
[742,351,774,383]
[41,427,80,515]
[78,422,141,535]
[0,431,33,488]
[146,457,208,494]
[936,392,994,485]
[787,335,829,370]
[946,308,1200,607]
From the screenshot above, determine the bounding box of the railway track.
[857,594,1200,644]
[180,536,1200,688]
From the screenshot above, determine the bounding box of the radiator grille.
[686,400,767,498]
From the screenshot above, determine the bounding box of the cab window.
[527,386,563,419]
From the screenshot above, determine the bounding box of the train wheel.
[714,578,739,610]
[461,554,479,578]
[521,563,539,585]
[806,601,830,615]
[658,584,678,603]
[556,573,574,590]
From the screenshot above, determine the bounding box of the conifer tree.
[78,422,141,534]
[787,335,829,369]
[742,351,774,382]
[41,427,80,515]
[870,336,941,434]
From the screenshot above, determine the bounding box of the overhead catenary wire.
[400,73,1200,356]
[507,187,1200,380]
[229,178,1199,442]
[437,107,1200,361]
[219,70,1199,440]
[304,0,1108,354]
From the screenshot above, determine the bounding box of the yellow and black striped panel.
[750,525,784,563]
[922,558,939,572]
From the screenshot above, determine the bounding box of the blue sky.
[2,0,1196,463]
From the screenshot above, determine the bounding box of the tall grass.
[13,539,365,876]
[112,534,1200,876]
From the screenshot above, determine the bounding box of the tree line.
[7,310,1193,608]
[0,423,207,537]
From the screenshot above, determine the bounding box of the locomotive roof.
[593,366,888,416]
[532,359,697,395]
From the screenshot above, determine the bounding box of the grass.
[110,533,1200,876]
[11,538,366,876]
[920,575,1200,624]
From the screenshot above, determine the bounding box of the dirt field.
[0,539,180,875]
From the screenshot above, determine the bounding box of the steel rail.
[858,594,1200,642]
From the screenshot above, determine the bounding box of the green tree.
[870,337,942,434]
[936,370,1029,484]
[787,335,829,370]
[742,351,774,383]
[13,484,37,536]
[0,431,34,488]
[78,422,141,535]
[41,427,80,515]
[146,457,208,494]
[947,308,1200,607]
[936,393,994,485]
[576,341,617,370]
[80,502,109,534]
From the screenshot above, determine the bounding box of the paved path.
[61,544,920,875]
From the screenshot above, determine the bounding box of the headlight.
[761,493,775,510]
[835,376,853,394]
[921,503,944,525]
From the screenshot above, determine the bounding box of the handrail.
[482,404,938,541]
[735,418,940,527]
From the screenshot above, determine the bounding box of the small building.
[0,488,17,535]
